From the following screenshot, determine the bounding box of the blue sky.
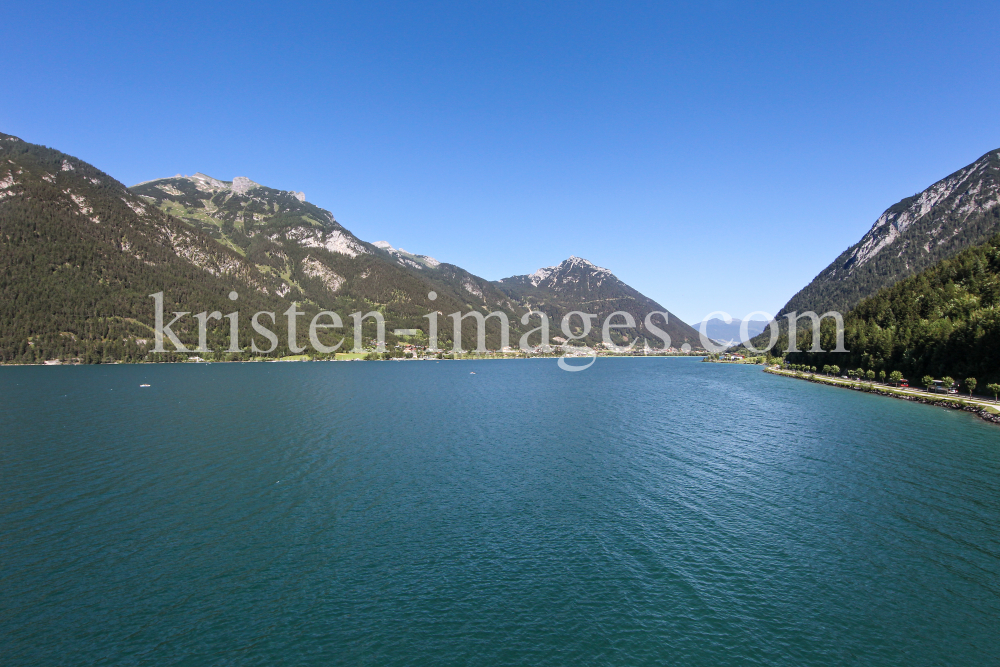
[4,1,1000,324]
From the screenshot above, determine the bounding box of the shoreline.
[765,366,1000,427]
[0,353,708,367]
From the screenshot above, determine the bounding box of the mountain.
[735,147,1000,356]
[0,132,700,362]
[0,135,295,362]
[780,148,1000,318]
[497,256,702,348]
[130,172,542,344]
[371,241,442,270]
[131,173,702,350]
[700,318,769,344]
[785,234,1000,384]
[0,138,516,361]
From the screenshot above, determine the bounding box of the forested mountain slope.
[785,234,1000,384]
[0,134,291,362]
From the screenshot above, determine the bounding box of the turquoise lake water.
[2,358,999,666]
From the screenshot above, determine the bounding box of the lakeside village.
[27,298,711,365]
[205,338,703,364]
[38,339,708,365]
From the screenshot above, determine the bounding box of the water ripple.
[1,359,998,666]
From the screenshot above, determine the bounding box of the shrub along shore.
[765,366,1000,427]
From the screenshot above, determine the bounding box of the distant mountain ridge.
[498,257,701,347]
[371,241,442,270]
[500,256,615,289]
[701,318,769,344]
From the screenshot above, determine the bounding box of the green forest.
[781,234,1000,384]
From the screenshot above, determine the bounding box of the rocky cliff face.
[230,176,257,195]
[780,148,1000,317]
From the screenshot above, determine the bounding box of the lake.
[2,358,999,666]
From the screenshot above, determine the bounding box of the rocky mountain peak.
[502,256,615,289]
[190,172,229,191]
[778,146,1000,317]
[562,256,609,273]
[231,176,257,195]
[373,241,442,270]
